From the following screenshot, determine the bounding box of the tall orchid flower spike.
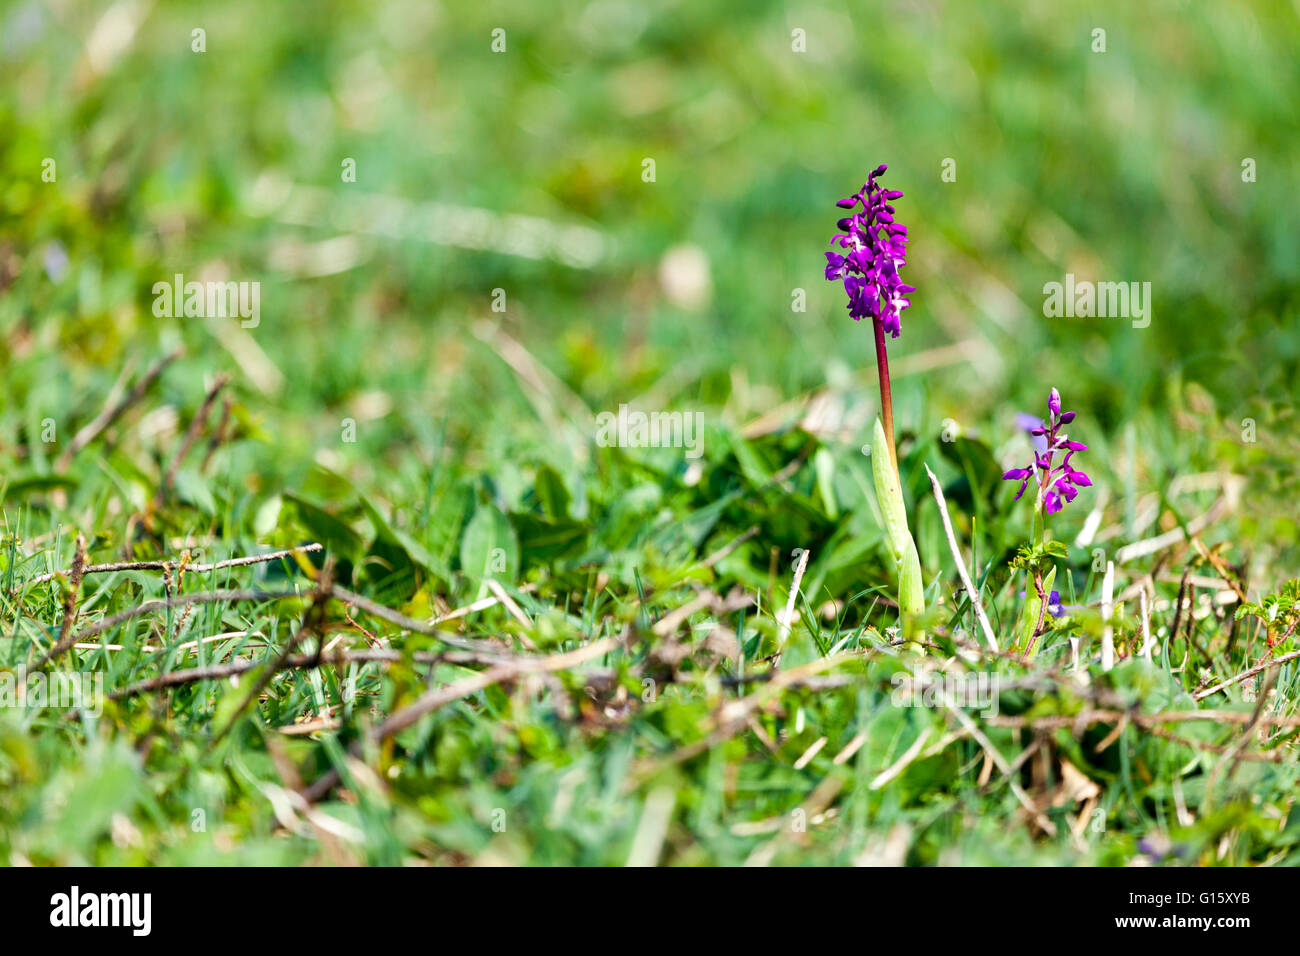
[827,166,925,651]
[825,164,914,465]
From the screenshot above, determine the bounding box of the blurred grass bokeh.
[6,1,1298,470]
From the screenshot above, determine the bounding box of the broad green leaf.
[533,464,571,519]
[459,503,520,585]
[284,492,364,563]
[814,447,838,518]
[871,418,925,649]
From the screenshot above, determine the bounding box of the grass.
[1,0,1298,866]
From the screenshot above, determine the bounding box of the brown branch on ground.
[209,563,336,747]
[330,585,500,652]
[1192,537,1249,605]
[106,627,630,711]
[56,347,183,470]
[1168,561,1191,646]
[105,644,532,701]
[623,651,865,791]
[15,543,323,592]
[1203,668,1281,811]
[1194,647,1300,701]
[67,588,308,644]
[986,706,1300,732]
[300,632,623,803]
[700,526,759,570]
[1147,726,1289,763]
[200,395,234,472]
[30,535,88,669]
[154,373,231,512]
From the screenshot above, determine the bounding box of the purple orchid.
[1016,588,1071,618]
[1002,388,1091,515]
[824,164,914,336]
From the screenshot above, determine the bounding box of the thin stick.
[1148,726,1289,763]
[17,543,323,591]
[111,658,274,697]
[1194,648,1300,701]
[776,547,810,649]
[107,642,544,700]
[925,464,998,651]
[301,634,621,802]
[625,652,861,789]
[69,588,306,643]
[201,396,234,471]
[1114,496,1229,564]
[1204,668,1278,811]
[432,594,501,623]
[485,577,537,649]
[210,574,334,746]
[868,727,931,789]
[988,709,1300,731]
[701,525,759,569]
[1139,585,1154,659]
[57,347,183,469]
[155,374,230,510]
[331,585,492,651]
[30,535,88,668]
[942,702,1057,836]
[1191,537,1249,605]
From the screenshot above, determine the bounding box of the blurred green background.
[3,0,1299,565]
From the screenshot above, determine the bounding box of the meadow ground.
[1,1,1299,865]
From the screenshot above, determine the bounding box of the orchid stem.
[1026,570,1049,660]
[871,315,897,473]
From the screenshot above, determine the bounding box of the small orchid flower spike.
[1002,388,1092,515]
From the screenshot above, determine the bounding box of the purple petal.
[1047,591,1066,618]
[1054,479,1078,503]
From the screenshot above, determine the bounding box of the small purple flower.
[1002,388,1091,515]
[824,165,914,336]
[1016,588,1070,618]
[1046,590,1066,618]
